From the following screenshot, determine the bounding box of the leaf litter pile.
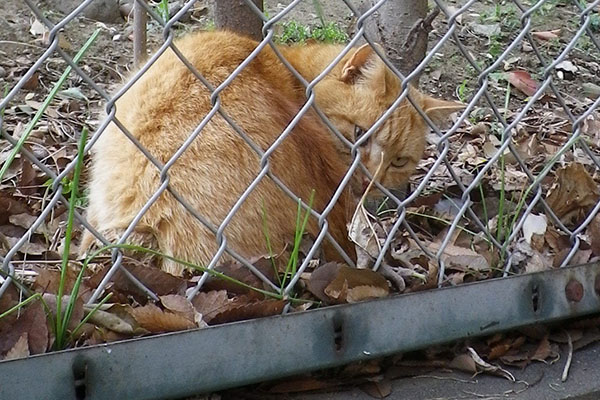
[2,0,600,397]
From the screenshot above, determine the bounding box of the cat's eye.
[392,157,410,168]
[354,125,367,143]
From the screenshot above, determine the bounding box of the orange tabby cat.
[81,31,461,276]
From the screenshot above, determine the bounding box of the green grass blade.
[56,127,88,349]
[0,29,100,183]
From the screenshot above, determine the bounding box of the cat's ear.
[341,44,376,83]
[421,95,465,125]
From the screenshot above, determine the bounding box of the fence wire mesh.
[1,0,600,328]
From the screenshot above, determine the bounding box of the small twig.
[561,330,573,382]
[0,40,45,49]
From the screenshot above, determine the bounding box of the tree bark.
[360,0,435,80]
[215,0,264,41]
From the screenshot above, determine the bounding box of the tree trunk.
[360,0,434,80]
[215,0,264,41]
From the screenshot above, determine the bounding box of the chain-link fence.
[1,0,600,352]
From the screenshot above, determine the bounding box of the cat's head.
[313,44,464,195]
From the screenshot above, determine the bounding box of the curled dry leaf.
[160,294,196,322]
[531,29,561,40]
[586,214,600,257]
[428,242,489,272]
[42,293,84,331]
[467,347,516,381]
[33,266,78,295]
[3,333,30,361]
[87,309,137,335]
[86,304,149,336]
[488,339,513,360]
[114,261,188,297]
[203,259,272,297]
[192,290,230,323]
[131,303,196,333]
[307,262,389,304]
[0,300,48,356]
[507,70,538,97]
[546,163,599,225]
[209,297,286,325]
[359,378,392,399]
[530,336,559,363]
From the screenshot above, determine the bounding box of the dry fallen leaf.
[308,263,389,304]
[507,70,538,97]
[192,290,231,323]
[209,298,286,325]
[359,378,392,399]
[467,347,515,381]
[42,293,84,331]
[546,163,599,225]
[160,294,196,322]
[586,214,600,256]
[531,29,561,40]
[428,242,490,272]
[131,303,197,333]
[0,300,48,356]
[110,261,187,297]
[3,333,30,361]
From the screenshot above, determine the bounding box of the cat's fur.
[82,31,461,276]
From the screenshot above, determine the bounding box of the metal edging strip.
[1,263,599,400]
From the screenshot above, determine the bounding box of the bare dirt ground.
[2,0,600,398]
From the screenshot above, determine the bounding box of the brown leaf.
[111,261,187,297]
[428,242,490,272]
[507,70,538,97]
[209,298,285,325]
[203,259,273,297]
[359,378,392,398]
[87,309,136,335]
[0,192,31,224]
[0,284,21,331]
[131,303,196,333]
[530,336,552,362]
[42,293,84,331]
[0,300,48,355]
[160,295,195,322]
[546,163,599,225]
[587,214,600,256]
[18,147,37,194]
[345,284,390,303]
[314,264,389,304]
[33,266,78,295]
[531,29,561,41]
[307,262,341,303]
[531,29,560,40]
[192,290,230,323]
[87,304,148,336]
[3,333,30,360]
[488,340,512,360]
